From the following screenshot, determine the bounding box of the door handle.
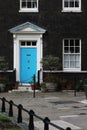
[27,60,30,63]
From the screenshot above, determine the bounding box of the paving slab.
[35,120,81,130]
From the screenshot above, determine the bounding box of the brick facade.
[0,0,87,72]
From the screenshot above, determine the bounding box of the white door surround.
[9,22,46,83]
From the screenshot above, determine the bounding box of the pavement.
[0,90,87,130]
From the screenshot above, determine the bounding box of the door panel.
[20,48,37,83]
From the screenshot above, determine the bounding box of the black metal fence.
[0,97,72,130]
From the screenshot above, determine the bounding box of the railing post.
[9,100,13,117]
[43,117,50,130]
[37,70,40,87]
[17,104,23,123]
[66,127,72,130]
[29,110,35,130]
[1,97,6,112]
[33,74,36,98]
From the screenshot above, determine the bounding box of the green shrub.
[0,114,11,122]
[41,55,61,70]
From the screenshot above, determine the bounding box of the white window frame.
[19,0,38,13]
[62,0,81,12]
[63,39,81,72]
[20,41,37,47]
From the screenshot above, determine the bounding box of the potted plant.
[0,77,7,92]
[14,81,19,89]
[40,82,47,92]
[0,56,9,92]
[0,56,9,71]
[76,80,83,92]
[41,55,61,91]
[41,55,61,70]
[44,74,58,91]
[83,79,87,99]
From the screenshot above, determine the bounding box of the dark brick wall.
[0,0,87,70]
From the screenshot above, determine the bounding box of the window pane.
[75,0,79,7]
[22,0,26,8]
[64,0,68,7]
[64,47,69,53]
[64,54,69,61]
[32,41,36,46]
[75,61,80,68]
[70,54,75,61]
[27,2,31,8]
[33,2,37,8]
[64,39,69,46]
[22,3,26,8]
[75,54,80,61]
[70,0,74,7]
[70,61,75,68]
[21,41,25,46]
[64,61,69,68]
[27,42,31,46]
[70,39,74,46]
[33,0,37,8]
[75,39,79,46]
[70,47,74,53]
[64,54,69,68]
[75,47,79,53]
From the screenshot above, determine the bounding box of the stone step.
[9,84,39,92]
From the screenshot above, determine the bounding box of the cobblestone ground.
[0,91,87,130]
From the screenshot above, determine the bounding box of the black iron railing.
[0,97,72,130]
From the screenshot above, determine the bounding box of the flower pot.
[15,82,19,89]
[46,83,57,92]
[31,84,36,90]
[5,84,13,92]
[0,83,5,92]
[41,87,46,92]
[84,85,87,99]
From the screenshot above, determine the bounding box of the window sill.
[62,9,82,13]
[19,9,38,13]
[63,69,81,72]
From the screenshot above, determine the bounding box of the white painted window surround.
[62,0,81,12]
[63,39,81,72]
[19,0,38,12]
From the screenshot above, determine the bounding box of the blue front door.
[20,48,37,83]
